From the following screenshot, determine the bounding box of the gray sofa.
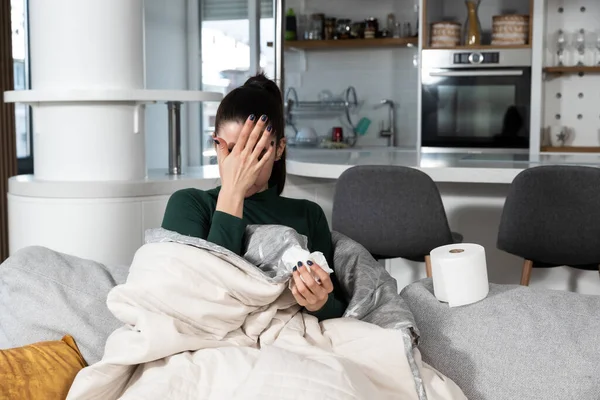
[401,279,600,400]
[1,246,599,399]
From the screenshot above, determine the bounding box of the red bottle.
[332,126,344,142]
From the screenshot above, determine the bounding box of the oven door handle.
[429,70,524,77]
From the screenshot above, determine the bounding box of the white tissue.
[281,245,333,284]
[430,243,489,308]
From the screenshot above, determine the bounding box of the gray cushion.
[401,279,600,400]
[0,246,127,364]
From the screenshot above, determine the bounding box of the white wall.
[284,0,420,148]
[144,0,190,170]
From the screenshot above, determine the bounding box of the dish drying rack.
[284,86,361,145]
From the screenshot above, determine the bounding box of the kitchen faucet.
[376,99,395,147]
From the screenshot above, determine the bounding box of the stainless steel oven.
[421,48,532,152]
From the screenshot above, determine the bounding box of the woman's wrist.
[216,186,245,219]
[305,303,325,312]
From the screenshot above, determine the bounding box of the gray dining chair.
[332,165,461,277]
[497,165,600,285]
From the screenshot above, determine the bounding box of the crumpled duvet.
[67,227,465,400]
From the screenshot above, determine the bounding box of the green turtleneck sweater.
[161,185,347,321]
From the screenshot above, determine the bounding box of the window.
[200,0,275,165]
[11,0,32,174]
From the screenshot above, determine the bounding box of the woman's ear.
[276,137,287,160]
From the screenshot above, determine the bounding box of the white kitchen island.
[9,148,600,293]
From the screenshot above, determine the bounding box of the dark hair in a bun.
[243,73,282,101]
[215,72,286,195]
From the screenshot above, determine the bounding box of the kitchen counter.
[286,148,600,184]
[8,166,221,198]
[11,147,600,198]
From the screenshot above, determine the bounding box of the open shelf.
[423,44,531,50]
[278,37,418,51]
[422,0,534,51]
[541,146,600,153]
[543,66,600,75]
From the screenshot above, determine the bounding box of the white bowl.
[296,127,318,141]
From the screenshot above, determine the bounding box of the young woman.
[161,73,346,320]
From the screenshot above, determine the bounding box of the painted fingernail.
[306,260,313,266]
[297,261,303,268]
[249,114,255,121]
[270,140,275,146]
[261,114,267,121]
[266,125,272,132]
[292,266,297,272]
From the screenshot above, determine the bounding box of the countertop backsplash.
[283,0,420,148]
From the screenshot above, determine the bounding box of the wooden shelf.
[278,37,418,51]
[422,44,531,50]
[543,66,600,75]
[541,146,600,153]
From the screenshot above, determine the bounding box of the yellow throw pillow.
[0,335,87,400]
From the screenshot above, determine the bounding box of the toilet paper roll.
[430,243,489,307]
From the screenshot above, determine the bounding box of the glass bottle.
[387,13,396,33]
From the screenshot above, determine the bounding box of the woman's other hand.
[291,261,334,312]
[214,114,275,217]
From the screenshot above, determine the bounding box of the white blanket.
[67,242,465,400]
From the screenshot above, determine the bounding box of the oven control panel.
[453,52,500,65]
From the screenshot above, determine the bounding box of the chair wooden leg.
[425,255,432,278]
[520,259,533,286]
